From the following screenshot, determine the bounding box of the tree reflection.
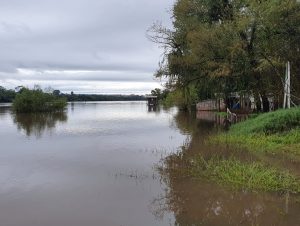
[0,105,11,119]
[13,112,67,138]
[153,110,300,225]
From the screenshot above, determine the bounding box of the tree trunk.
[261,94,270,112]
[254,92,262,112]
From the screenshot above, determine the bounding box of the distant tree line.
[148,0,300,111]
[62,92,146,102]
[0,86,16,102]
[0,86,146,103]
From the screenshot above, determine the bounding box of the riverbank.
[210,107,300,157]
[161,107,300,193]
[208,108,300,192]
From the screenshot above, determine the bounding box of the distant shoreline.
[0,100,148,104]
[0,94,147,103]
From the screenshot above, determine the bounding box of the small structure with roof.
[146,95,158,107]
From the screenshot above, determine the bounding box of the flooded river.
[0,102,299,226]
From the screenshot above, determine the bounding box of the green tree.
[149,0,300,111]
[0,86,16,102]
[13,88,67,113]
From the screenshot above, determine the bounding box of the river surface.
[0,102,299,226]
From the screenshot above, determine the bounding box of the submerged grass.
[211,129,300,155]
[189,156,300,193]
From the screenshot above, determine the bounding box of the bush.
[13,88,67,113]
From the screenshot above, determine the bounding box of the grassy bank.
[210,107,300,156]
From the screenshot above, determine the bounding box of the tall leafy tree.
[149,0,300,111]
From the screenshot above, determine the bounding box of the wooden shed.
[146,96,158,106]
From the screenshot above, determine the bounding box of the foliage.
[0,86,146,103]
[162,89,186,108]
[149,0,300,111]
[161,84,199,110]
[64,93,145,102]
[0,86,16,103]
[13,88,67,113]
[150,88,169,100]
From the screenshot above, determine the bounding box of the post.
[287,61,291,109]
[283,62,291,109]
[283,63,287,108]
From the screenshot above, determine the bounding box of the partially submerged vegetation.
[160,108,300,194]
[189,157,300,193]
[13,88,67,113]
[161,153,300,193]
[210,108,300,156]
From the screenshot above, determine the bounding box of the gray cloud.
[0,0,173,94]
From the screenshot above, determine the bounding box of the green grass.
[230,107,300,135]
[189,156,300,193]
[210,108,300,155]
[211,129,300,155]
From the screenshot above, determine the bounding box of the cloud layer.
[0,0,173,94]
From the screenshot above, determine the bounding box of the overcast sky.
[0,0,174,94]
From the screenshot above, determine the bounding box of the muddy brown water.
[0,102,299,226]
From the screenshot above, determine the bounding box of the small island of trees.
[0,85,147,113]
[13,87,67,113]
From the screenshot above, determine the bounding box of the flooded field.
[0,102,299,226]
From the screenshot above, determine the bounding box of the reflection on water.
[13,112,67,138]
[157,110,300,225]
[0,104,11,118]
[0,102,300,226]
[0,102,183,226]
[153,178,300,226]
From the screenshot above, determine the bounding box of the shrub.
[13,88,67,113]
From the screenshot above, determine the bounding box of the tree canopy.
[149,0,300,111]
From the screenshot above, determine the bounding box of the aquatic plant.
[189,156,300,193]
[160,152,300,193]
